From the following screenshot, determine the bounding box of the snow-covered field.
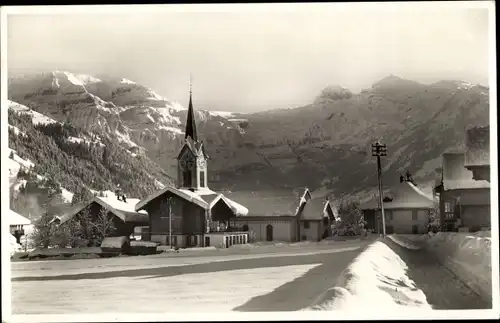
[10,246,360,279]
[307,241,432,312]
[389,232,492,301]
[12,264,320,314]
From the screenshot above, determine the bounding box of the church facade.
[135,86,250,248]
[134,85,335,247]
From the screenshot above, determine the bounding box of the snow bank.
[307,241,432,312]
[392,232,492,301]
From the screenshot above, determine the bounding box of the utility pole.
[168,197,172,249]
[372,141,387,237]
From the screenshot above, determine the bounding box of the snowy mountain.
[8,71,490,202]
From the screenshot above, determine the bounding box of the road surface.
[382,238,491,310]
[10,239,373,314]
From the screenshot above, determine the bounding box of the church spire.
[185,75,198,141]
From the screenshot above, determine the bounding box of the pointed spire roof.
[185,77,198,141]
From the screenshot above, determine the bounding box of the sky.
[6,3,492,113]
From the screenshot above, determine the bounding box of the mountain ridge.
[7,71,490,204]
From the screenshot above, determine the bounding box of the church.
[135,84,335,248]
[135,85,250,248]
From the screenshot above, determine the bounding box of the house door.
[204,236,210,247]
[412,225,419,234]
[266,224,273,241]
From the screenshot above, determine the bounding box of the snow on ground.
[10,247,360,279]
[61,188,74,203]
[387,235,421,250]
[8,100,58,125]
[159,125,184,135]
[307,241,432,311]
[209,111,235,118]
[389,232,492,300]
[121,78,136,84]
[155,107,182,125]
[12,264,320,314]
[154,179,165,189]
[115,129,138,148]
[8,125,26,136]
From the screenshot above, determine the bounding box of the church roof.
[300,198,333,220]
[185,87,198,141]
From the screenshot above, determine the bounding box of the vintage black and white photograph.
[1,2,498,322]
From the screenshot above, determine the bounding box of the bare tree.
[90,208,117,246]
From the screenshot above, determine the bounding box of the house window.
[301,235,307,241]
[412,211,418,221]
[304,221,310,229]
[445,202,454,213]
[385,210,393,221]
[200,171,205,187]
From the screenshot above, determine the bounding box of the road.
[10,239,373,314]
[382,238,492,310]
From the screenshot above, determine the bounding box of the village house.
[359,181,434,234]
[465,125,490,182]
[434,152,490,232]
[228,190,335,242]
[51,193,149,239]
[9,209,33,244]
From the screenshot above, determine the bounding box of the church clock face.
[180,154,195,171]
[197,158,206,169]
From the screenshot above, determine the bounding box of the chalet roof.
[359,182,434,210]
[301,198,333,220]
[8,209,31,226]
[222,191,300,217]
[465,125,490,167]
[441,152,490,190]
[135,186,249,216]
[54,196,149,225]
[222,188,314,218]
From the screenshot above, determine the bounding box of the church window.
[200,171,205,187]
[183,171,192,187]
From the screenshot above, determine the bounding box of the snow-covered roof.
[55,194,148,225]
[443,179,490,190]
[9,210,31,226]
[135,185,249,216]
[300,198,333,220]
[359,182,434,210]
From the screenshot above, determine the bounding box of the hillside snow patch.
[8,100,58,125]
[308,241,432,312]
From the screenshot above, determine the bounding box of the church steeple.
[185,77,198,141]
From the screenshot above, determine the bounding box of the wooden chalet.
[360,182,434,234]
[434,151,490,232]
[51,193,149,239]
[465,125,490,182]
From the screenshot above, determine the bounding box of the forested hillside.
[8,108,174,220]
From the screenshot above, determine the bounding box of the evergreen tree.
[32,212,55,249]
